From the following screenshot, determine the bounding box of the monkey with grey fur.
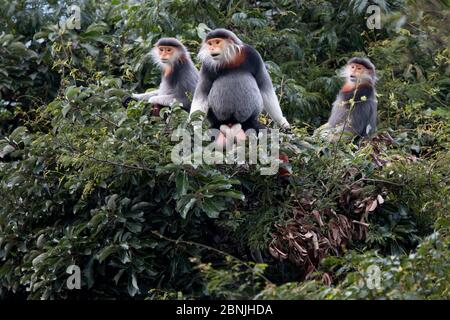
[131,38,199,111]
[190,29,289,135]
[316,57,377,140]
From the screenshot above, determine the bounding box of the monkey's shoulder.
[242,44,262,59]
[241,45,265,68]
[219,45,263,76]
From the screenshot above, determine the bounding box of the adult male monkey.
[316,57,377,140]
[124,38,199,114]
[190,29,290,143]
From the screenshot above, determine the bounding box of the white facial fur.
[197,39,243,70]
[151,46,183,69]
[340,64,374,85]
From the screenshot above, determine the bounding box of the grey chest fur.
[208,71,263,122]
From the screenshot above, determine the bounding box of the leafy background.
[0,0,448,299]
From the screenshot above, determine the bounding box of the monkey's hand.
[279,117,290,130]
[122,95,137,108]
[132,91,158,102]
[188,110,206,123]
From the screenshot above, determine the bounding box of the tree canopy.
[0,0,449,300]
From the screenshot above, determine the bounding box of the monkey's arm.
[349,99,377,136]
[348,87,377,136]
[149,94,177,106]
[254,55,290,129]
[190,67,213,116]
[132,90,159,101]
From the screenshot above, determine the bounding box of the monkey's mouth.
[161,59,169,63]
[350,75,357,82]
[211,53,220,59]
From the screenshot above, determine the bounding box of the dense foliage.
[0,0,448,300]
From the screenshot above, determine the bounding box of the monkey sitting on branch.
[190,28,290,146]
[123,38,199,115]
[315,57,378,141]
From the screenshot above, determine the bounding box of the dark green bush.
[0,0,448,299]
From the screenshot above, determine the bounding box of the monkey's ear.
[122,95,137,108]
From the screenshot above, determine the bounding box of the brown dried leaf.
[312,210,324,226]
[322,273,332,286]
[367,199,378,212]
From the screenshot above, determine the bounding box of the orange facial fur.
[157,45,176,61]
[341,63,373,92]
[225,49,246,69]
[348,63,368,77]
[206,38,226,54]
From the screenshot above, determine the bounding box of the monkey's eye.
[215,40,220,45]
[167,48,172,52]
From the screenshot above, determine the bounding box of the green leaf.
[180,197,196,219]
[62,104,72,118]
[201,198,225,218]
[107,194,119,211]
[32,253,48,267]
[65,86,80,100]
[176,171,189,197]
[131,202,152,211]
[215,190,245,201]
[80,43,100,57]
[0,144,15,158]
[97,245,118,263]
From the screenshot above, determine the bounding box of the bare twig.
[150,230,273,284]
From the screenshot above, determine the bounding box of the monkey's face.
[198,36,242,69]
[346,63,371,83]
[157,46,179,64]
[206,38,226,60]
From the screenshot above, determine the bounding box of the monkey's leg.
[206,110,223,130]
[206,111,227,146]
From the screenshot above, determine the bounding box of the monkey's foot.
[229,123,246,142]
[219,124,232,137]
[215,131,227,149]
[219,124,246,143]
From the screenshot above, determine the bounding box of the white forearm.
[149,94,176,106]
[262,91,289,128]
[132,90,159,101]
[189,96,209,115]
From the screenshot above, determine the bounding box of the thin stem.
[150,230,273,284]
